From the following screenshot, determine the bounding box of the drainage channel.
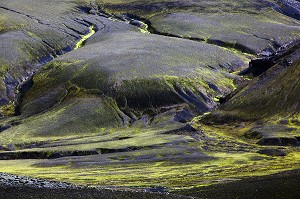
[14,24,96,116]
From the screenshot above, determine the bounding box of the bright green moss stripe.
[75,25,96,49]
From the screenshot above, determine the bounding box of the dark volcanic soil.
[173,169,300,199]
[2,170,300,199]
[0,173,190,199]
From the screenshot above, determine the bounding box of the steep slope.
[203,43,300,146]
[206,46,300,122]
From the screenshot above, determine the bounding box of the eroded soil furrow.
[0,6,48,25]
[12,24,97,116]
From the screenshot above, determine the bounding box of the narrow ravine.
[14,24,97,116]
[85,2,300,61]
[75,25,96,49]
[78,6,258,66]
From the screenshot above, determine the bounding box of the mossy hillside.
[95,0,300,24]
[0,27,247,155]
[19,60,101,117]
[0,82,192,149]
[18,31,244,117]
[0,96,122,145]
[0,0,87,65]
[110,74,237,116]
[95,0,300,55]
[149,10,300,55]
[77,31,246,74]
[206,56,300,124]
[0,0,106,110]
[95,0,270,17]
[0,14,25,33]
[197,51,300,146]
[2,0,300,193]
[109,78,182,115]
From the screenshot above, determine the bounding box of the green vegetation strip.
[75,25,96,49]
[1,150,300,190]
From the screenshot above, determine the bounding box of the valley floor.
[1,169,300,199]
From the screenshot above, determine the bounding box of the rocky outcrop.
[0,173,75,189]
[0,173,187,199]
